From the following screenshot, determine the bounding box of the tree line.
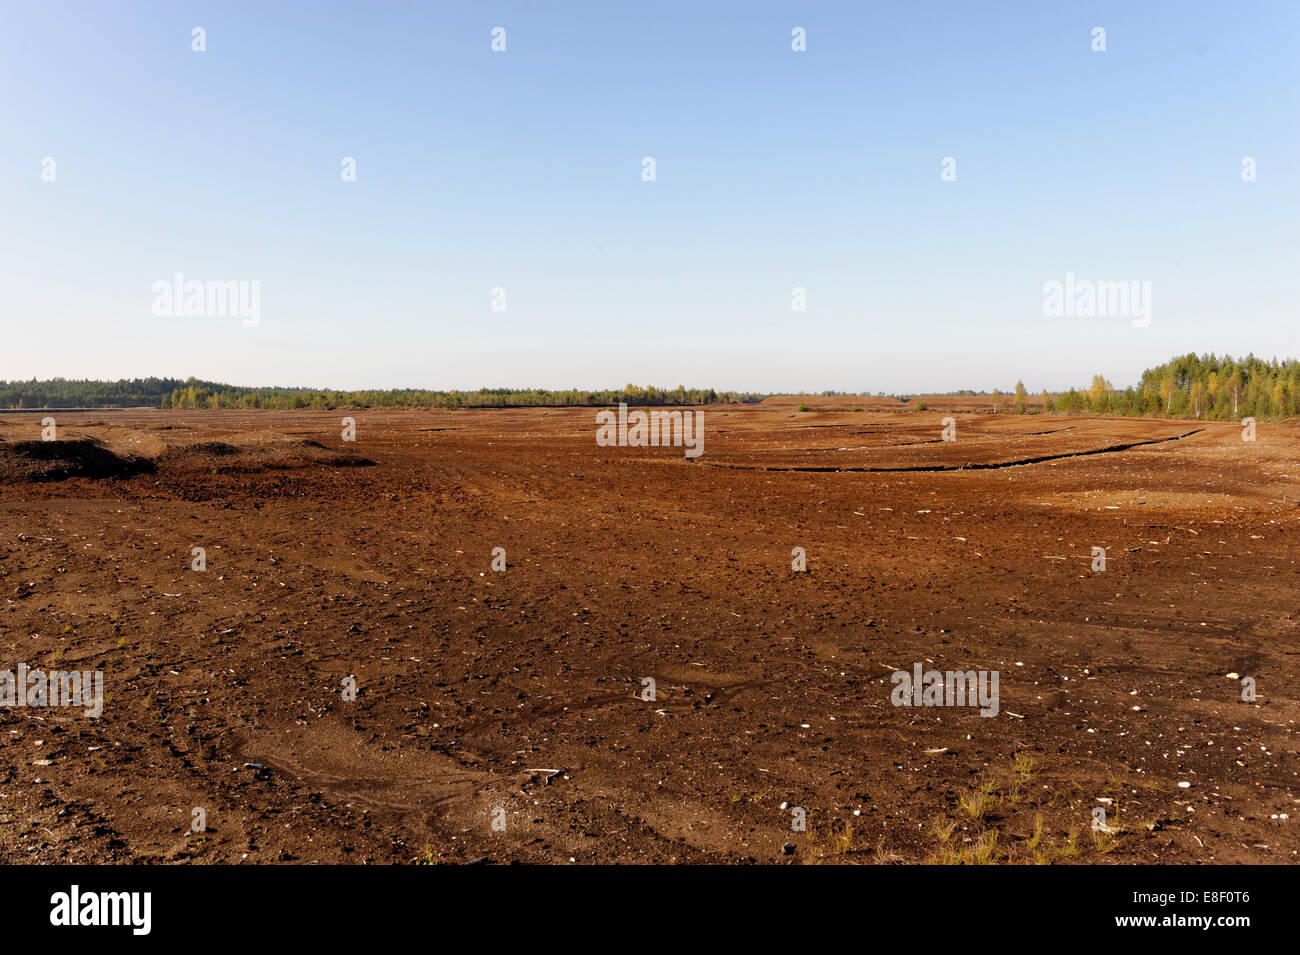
[4,355,1295,419]
[0,378,764,410]
[1042,353,1296,420]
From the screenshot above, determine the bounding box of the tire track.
[689,429,1204,473]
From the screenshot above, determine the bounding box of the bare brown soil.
[0,405,1296,864]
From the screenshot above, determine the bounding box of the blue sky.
[2,1,1296,393]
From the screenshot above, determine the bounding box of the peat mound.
[0,438,155,483]
[161,437,374,472]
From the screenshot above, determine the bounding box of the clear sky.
[2,1,1296,393]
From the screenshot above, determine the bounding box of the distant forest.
[0,377,763,410]
[1041,353,1297,420]
[0,354,1294,420]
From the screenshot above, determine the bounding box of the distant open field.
[0,403,1296,863]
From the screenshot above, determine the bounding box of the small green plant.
[1026,813,1044,850]
[959,778,998,820]
[970,830,999,864]
[800,820,854,863]
[415,844,439,865]
[830,824,854,856]
[931,829,1001,865]
[931,816,957,843]
[1091,828,1118,854]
